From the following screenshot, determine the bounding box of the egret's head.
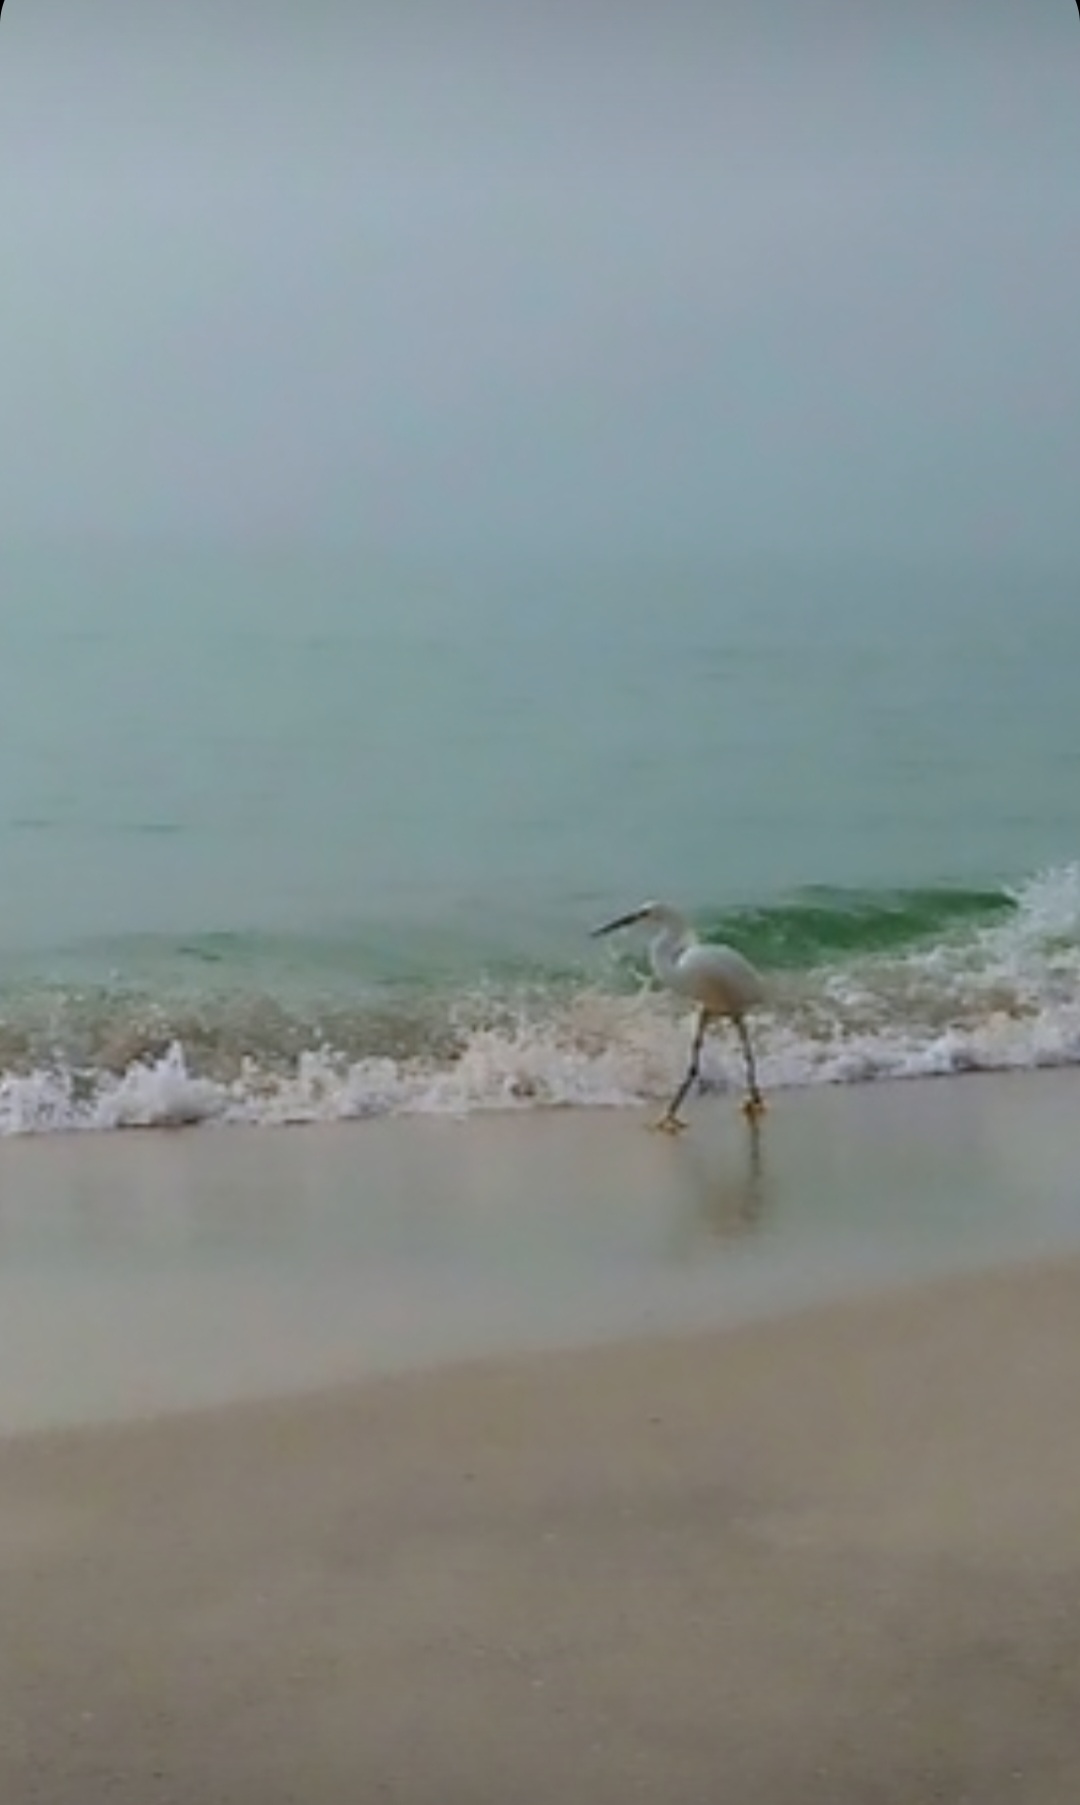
[590,901,682,938]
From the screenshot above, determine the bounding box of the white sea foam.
[0,865,1078,1136]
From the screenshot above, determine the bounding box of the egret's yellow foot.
[741,1094,767,1121]
[651,1112,688,1134]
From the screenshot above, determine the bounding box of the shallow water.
[0,546,1077,1130]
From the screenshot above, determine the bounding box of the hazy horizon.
[2,4,1078,562]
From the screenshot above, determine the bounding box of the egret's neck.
[648,920,695,988]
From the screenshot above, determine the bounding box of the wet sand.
[2,1252,1080,1803]
[0,1069,1078,1432]
[1,1072,1080,1800]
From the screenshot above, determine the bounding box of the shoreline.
[3,1238,1076,1455]
[1,1066,1078,1434]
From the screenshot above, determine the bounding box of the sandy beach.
[1,1069,1079,1433]
[1,1073,1079,1801]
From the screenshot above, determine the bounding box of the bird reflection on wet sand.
[665,1117,769,1257]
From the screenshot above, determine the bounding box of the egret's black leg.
[655,1008,708,1132]
[735,1015,766,1119]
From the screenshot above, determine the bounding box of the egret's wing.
[678,943,765,1010]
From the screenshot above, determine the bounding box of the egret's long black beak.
[590,907,648,938]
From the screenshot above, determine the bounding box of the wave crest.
[0,865,1077,1134]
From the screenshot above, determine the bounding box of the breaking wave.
[0,865,1078,1134]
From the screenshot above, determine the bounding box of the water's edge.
[0,867,1076,1133]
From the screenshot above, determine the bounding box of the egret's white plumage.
[592,900,766,1131]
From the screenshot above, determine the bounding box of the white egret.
[592,902,766,1132]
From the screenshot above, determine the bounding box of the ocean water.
[0,543,1077,1134]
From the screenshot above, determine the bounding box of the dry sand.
[2,1250,1080,1803]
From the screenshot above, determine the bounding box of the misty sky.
[2,4,1078,559]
